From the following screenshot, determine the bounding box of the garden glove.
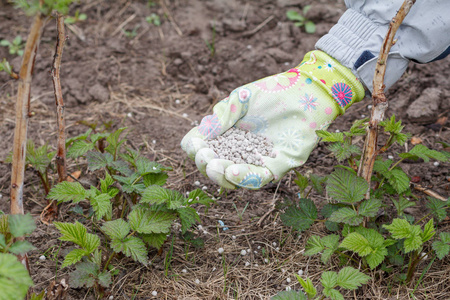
[181,50,365,189]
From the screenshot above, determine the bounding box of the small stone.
[175,99,181,104]
[434,162,440,167]
[151,291,158,297]
[218,247,224,254]
[39,255,46,261]
[182,113,188,118]
[298,269,304,276]
[194,181,201,186]
[195,279,200,284]
[388,155,394,160]
[240,250,247,256]
[152,140,156,144]
[182,269,187,273]
[245,261,250,266]
[286,278,291,283]
[109,296,114,300]
[264,258,269,263]
[232,235,236,240]
[202,186,208,190]
[127,112,132,118]
[272,242,277,247]
[286,286,291,291]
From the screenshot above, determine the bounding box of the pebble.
[39,255,46,261]
[433,162,440,167]
[286,278,291,283]
[240,250,247,256]
[182,269,187,273]
[245,261,250,266]
[298,269,303,276]
[218,247,224,254]
[194,181,201,186]
[175,99,181,104]
[206,127,274,166]
[232,235,236,240]
[182,113,188,118]
[388,155,394,160]
[286,286,291,291]
[151,291,158,297]
[195,279,200,284]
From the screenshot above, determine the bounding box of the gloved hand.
[181,51,365,189]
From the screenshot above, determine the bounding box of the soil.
[0,0,449,299]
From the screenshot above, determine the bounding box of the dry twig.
[51,13,67,184]
[358,0,416,192]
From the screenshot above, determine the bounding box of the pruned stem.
[358,0,416,196]
[52,13,67,183]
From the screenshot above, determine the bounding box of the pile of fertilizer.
[206,127,275,166]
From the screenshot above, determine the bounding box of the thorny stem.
[52,13,67,184]
[37,170,50,195]
[357,0,416,198]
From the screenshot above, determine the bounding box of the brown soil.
[0,1,449,299]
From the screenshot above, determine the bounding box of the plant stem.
[357,0,416,198]
[51,13,67,184]
[406,250,420,284]
[103,252,116,272]
[37,170,50,195]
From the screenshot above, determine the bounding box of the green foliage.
[280,198,317,232]
[0,35,24,56]
[271,290,307,300]
[12,0,75,15]
[0,253,34,300]
[286,6,316,33]
[48,126,213,296]
[280,114,449,291]
[0,214,36,256]
[0,58,15,76]
[64,9,87,24]
[146,13,161,26]
[296,275,317,299]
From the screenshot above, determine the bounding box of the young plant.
[272,267,370,300]
[146,13,161,26]
[5,140,56,195]
[286,6,316,34]
[64,9,87,24]
[0,35,25,56]
[122,25,140,38]
[0,212,36,299]
[280,115,449,286]
[0,58,19,79]
[204,22,216,57]
[47,127,214,297]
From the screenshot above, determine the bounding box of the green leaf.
[143,173,169,187]
[286,10,305,22]
[400,144,449,162]
[295,276,316,299]
[327,289,345,300]
[359,198,381,218]
[141,185,173,205]
[128,207,175,234]
[0,234,5,249]
[327,143,361,162]
[271,290,307,300]
[177,207,200,233]
[135,156,164,176]
[105,127,127,156]
[329,207,363,226]
[102,219,130,240]
[86,151,114,171]
[90,132,109,144]
[386,169,410,194]
[141,232,168,249]
[8,214,36,237]
[421,219,435,243]
[432,241,450,259]
[100,172,115,193]
[69,261,98,288]
[293,170,308,192]
[304,20,316,33]
[91,193,112,220]
[67,140,94,158]
[280,198,317,231]
[61,249,88,268]
[54,222,100,252]
[383,219,423,253]
[336,266,370,290]
[304,235,324,256]
[111,236,147,265]
[65,128,92,147]
[391,196,415,216]
[8,240,36,255]
[309,174,326,195]
[186,189,215,207]
[97,271,112,288]
[340,232,372,256]
[321,271,338,290]
[321,234,340,264]
[316,130,344,142]
[365,247,388,270]
[326,169,368,204]
[426,197,448,222]
[0,253,34,300]
[440,232,450,244]
[48,181,87,204]
[348,118,368,136]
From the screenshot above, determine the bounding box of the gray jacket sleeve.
[316,0,450,92]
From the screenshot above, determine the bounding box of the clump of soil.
[206,127,274,166]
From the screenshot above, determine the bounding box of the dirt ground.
[0,0,449,299]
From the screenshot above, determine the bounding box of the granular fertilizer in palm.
[206,127,275,166]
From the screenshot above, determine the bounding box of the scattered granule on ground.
[206,127,274,166]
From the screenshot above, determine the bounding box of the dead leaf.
[410,136,423,145]
[67,170,81,182]
[436,116,448,126]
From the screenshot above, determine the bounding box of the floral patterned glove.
[181,50,365,189]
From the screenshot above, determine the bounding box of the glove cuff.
[298,50,365,114]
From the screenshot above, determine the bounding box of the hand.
[181,51,364,189]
